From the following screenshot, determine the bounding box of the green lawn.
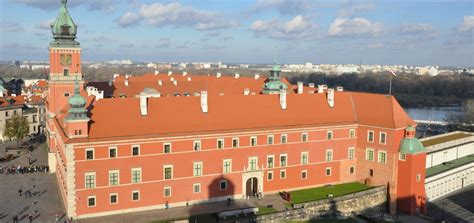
[257,206,278,215]
[426,155,474,177]
[289,182,372,204]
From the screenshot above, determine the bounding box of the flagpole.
[389,74,392,95]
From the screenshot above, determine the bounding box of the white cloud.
[36,20,53,30]
[328,17,383,37]
[10,0,118,12]
[251,0,311,15]
[1,22,24,32]
[117,2,236,31]
[399,23,437,40]
[337,2,375,17]
[250,15,316,39]
[458,16,474,32]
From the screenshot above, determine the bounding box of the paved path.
[0,143,66,223]
[427,184,474,223]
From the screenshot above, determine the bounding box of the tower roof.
[50,0,80,48]
[68,79,86,107]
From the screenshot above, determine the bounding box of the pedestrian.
[18,188,23,197]
[28,213,33,223]
[165,201,169,210]
[13,215,18,223]
[55,213,59,222]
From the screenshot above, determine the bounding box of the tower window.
[64,68,69,76]
[61,26,70,34]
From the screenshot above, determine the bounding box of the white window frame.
[193,162,203,177]
[85,148,94,160]
[302,132,308,142]
[109,193,118,204]
[378,150,387,164]
[399,153,406,161]
[280,154,287,167]
[301,152,308,165]
[281,134,288,144]
[220,180,228,190]
[248,156,258,171]
[217,138,224,149]
[327,131,333,140]
[132,190,140,201]
[367,130,375,143]
[267,135,274,145]
[366,148,375,161]
[163,165,173,180]
[193,183,201,193]
[280,169,286,179]
[267,171,273,180]
[85,172,96,189]
[109,146,117,158]
[164,186,172,197]
[379,132,387,145]
[223,159,232,173]
[87,195,96,207]
[349,129,356,138]
[132,145,140,156]
[163,143,172,154]
[250,136,257,146]
[326,167,332,176]
[108,170,120,186]
[348,147,355,160]
[193,140,201,151]
[326,149,333,162]
[131,167,142,183]
[232,138,239,148]
[301,170,308,179]
[267,155,274,168]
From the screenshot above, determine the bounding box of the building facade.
[46,0,428,219]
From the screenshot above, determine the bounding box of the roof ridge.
[390,96,396,128]
[349,92,358,123]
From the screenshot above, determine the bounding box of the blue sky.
[0,0,473,66]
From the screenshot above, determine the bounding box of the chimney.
[243,88,250,95]
[280,89,287,110]
[254,74,260,80]
[317,85,324,93]
[327,88,334,108]
[308,83,315,88]
[168,71,172,76]
[154,70,159,75]
[187,77,192,82]
[234,73,240,79]
[297,82,303,94]
[336,86,344,92]
[113,74,120,80]
[216,72,222,78]
[140,95,148,116]
[170,77,175,82]
[173,80,178,86]
[200,91,208,113]
[182,71,187,76]
[125,76,129,86]
[158,80,163,86]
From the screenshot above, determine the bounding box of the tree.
[446,99,474,132]
[3,114,29,149]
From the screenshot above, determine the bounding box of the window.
[132,145,140,156]
[132,190,140,201]
[109,147,117,158]
[232,138,239,148]
[366,148,375,161]
[13,110,17,115]
[326,168,332,176]
[109,170,119,186]
[223,159,232,173]
[302,132,308,142]
[380,132,387,144]
[301,170,307,179]
[281,134,287,144]
[348,147,355,160]
[193,183,201,193]
[193,140,201,151]
[217,139,224,149]
[110,193,118,204]
[87,196,96,207]
[193,162,203,176]
[369,169,374,177]
[250,136,257,146]
[367,131,374,143]
[85,173,96,189]
[280,154,287,167]
[399,153,406,161]
[267,135,274,145]
[378,151,387,164]
[280,170,286,179]
[86,148,94,160]
[416,174,421,182]
[164,187,171,197]
[64,68,69,76]
[349,129,356,138]
[164,165,173,180]
[267,155,274,168]
[220,180,228,190]
[5,111,9,117]
[64,92,70,97]
[267,171,273,180]
[74,129,82,135]
[327,131,333,140]
[132,168,141,183]
[326,149,333,162]
[163,143,171,153]
[301,152,308,165]
[350,166,355,174]
[249,157,258,171]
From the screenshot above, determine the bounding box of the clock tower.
[48,0,82,116]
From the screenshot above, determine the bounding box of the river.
[404,106,463,122]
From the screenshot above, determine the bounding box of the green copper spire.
[399,125,425,154]
[263,54,287,94]
[50,0,80,48]
[66,78,88,121]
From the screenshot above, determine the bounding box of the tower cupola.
[66,79,88,121]
[50,0,79,48]
[399,125,425,154]
[263,56,288,94]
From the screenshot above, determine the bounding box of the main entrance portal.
[246,177,258,197]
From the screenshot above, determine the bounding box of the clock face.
[60,54,72,65]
